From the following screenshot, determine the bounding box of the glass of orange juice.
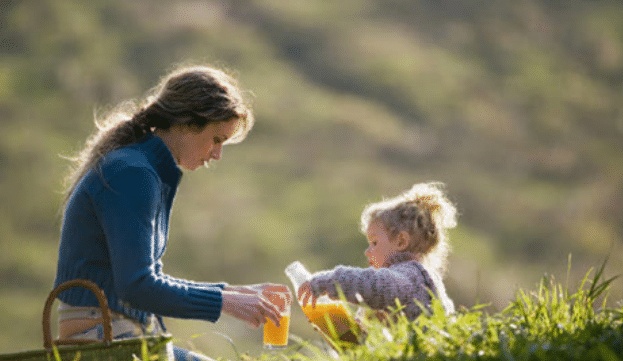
[263,291,291,349]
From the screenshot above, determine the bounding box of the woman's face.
[364,219,401,268]
[176,119,240,171]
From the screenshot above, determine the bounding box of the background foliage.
[1,0,622,359]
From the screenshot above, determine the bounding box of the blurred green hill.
[1,0,622,358]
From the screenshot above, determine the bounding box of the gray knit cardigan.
[309,252,454,320]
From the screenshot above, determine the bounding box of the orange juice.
[263,315,290,348]
[301,302,355,336]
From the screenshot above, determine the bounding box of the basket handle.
[42,279,113,349]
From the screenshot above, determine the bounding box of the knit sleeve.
[309,265,417,311]
[160,266,228,290]
[92,164,223,322]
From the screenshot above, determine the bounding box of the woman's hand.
[297,281,318,308]
[221,290,281,328]
[221,283,292,328]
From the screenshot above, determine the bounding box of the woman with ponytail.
[53,64,289,361]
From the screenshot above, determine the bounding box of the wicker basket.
[0,279,173,360]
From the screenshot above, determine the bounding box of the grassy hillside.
[0,0,622,358]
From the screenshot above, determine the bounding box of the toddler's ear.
[396,231,410,251]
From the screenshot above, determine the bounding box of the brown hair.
[360,182,457,276]
[63,64,254,199]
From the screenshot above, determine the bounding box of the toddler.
[298,182,457,322]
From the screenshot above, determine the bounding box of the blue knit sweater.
[54,134,225,326]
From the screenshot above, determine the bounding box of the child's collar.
[383,251,418,267]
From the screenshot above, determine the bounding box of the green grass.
[23,262,621,361]
[231,262,622,361]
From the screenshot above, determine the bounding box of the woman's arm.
[94,163,290,326]
[161,270,227,289]
[94,165,224,321]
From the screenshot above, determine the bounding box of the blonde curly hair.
[360,182,457,277]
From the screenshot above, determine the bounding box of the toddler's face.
[364,220,401,268]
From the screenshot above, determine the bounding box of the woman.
[54,64,289,361]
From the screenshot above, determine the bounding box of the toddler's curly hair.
[360,182,457,276]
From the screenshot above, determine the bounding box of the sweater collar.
[135,133,182,187]
[382,251,419,268]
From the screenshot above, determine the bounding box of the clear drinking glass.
[262,291,291,349]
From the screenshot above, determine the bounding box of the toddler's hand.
[298,281,317,308]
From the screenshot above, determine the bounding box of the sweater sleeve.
[160,265,228,290]
[309,265,417,311]
[93,165,223,322]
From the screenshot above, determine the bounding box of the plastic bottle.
[284,261,311,301]
[284,261,353,337]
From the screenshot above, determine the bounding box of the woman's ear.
[396,231,410,251]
